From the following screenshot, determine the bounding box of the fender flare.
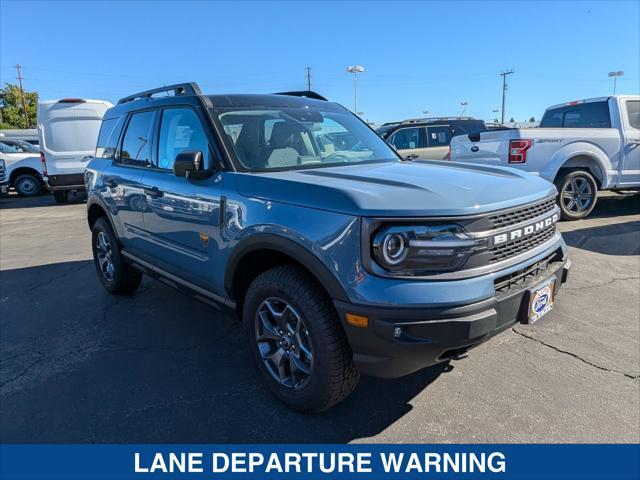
[541,141,613,188]
[224,233,350,302]
[86,196,117,232]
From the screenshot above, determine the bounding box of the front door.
[620,98,640,186]
[140,106,224,289]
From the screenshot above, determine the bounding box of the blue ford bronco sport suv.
[86,82,570,412]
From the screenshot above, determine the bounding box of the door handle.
[81,155,94,162]
[405,154,419,160]
[143,187,164,198]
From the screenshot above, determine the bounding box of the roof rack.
[401,116,477,124]
[274,91,328,101]
[118,82,202,105]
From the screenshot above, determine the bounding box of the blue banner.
[1,444,638,480]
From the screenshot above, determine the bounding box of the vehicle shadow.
[0,260,448,444]
[0,192,85,209]
[562,220,640,256]
[587,193,639,219]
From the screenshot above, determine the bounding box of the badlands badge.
[527,277,556,324]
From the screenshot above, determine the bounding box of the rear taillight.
[40,151,48,175]
[508,139,532,163]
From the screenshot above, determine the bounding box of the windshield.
[214,107,398,171]
[0,139,39,153]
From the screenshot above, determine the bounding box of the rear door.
[140,105,225,288]
[38,100,110,177]
[103,109,156,253]
[387,126,428,160]
[620,98,640,186]
[422,125,452,159]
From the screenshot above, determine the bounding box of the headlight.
[372,224,482,274]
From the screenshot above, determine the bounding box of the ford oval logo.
[471,146,479,152]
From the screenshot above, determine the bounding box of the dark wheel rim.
[254,297,313,390]
[17,177,38,195]
[561,176,593,214]
[96,231,115,281]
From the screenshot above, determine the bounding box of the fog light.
[394,327,402,338]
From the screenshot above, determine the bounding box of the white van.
[38,98,113,203]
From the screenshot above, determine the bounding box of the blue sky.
[1,0,639,124]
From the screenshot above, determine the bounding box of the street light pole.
[460,101,468,116]
[500,69,514,124]
[347,65,364,115]
[608,71,624,94]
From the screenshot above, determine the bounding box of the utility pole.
[15,64,30,128]
[306,67,312,91]
[500,69,514,124]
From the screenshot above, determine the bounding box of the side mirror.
[173,150,213,179]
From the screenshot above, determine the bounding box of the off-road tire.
[555,170,598,220]
[91,217,142,294]
[243,265,360,412]
[14,174,42,197]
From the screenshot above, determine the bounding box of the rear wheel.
[14,174,42,197]
[91,218,142,294]
[53,191,69,204]
[555,170,598,220]
[243,265,360,412]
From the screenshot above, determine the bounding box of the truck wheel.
[91,218,142,294]
[243,265,360,412]
[14,174,42,197]
[555,170,598,220]
[53,191,69,204]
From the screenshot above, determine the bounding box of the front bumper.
[335,256,571,378]
[43,174,85,192]
[0,181,9,196]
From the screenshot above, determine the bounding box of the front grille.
[488,198,556,229]
[489,224,556,263]
[0,161,6,182]
[494,250,560,293]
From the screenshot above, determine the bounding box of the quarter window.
[120,111,155,166]
[157,108,209,170]
[95,117,123,159]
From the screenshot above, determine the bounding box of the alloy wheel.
[561,176,593,213]
[254,297,314,390]
[96,231,115,281]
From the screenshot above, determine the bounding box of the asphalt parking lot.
[0,192,638,443]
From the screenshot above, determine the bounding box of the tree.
[0,83,38,129]
[509,117,515,123]
[529,116,536,122]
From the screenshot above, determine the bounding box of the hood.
[235,161,557,217]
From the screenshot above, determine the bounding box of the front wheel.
[91,218,142,294]
[14,174,42,197]
[243,265,360,412]
[555,170,598,220]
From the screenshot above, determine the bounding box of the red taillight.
[508,139,532,163]
[40,151,48,175]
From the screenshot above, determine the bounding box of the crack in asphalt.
[563,276,640,291]
[512,328,639,380]
[3,262,91,297]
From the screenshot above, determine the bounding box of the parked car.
[0,139,45,196]
[0,129,39,146]
[38,98,113,203]
[0,158,8,196]
[377,117,487,160]
[450,96,640,219]
[86,83,570,412]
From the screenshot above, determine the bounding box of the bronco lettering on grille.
[492,213,559,246]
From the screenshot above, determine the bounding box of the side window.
[388,127,422,150]
[426,126,452,147]
[95,117,123,159]
[119,111,155,166]
[540,108,565,128]
[540,102,611,128]
[626,100,640,130]
[157,108,210,170]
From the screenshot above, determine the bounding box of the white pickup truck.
[450,95,640,219]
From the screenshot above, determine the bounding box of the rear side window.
[95,117,123,159]
[388,127,424,150]
[157,108,210,170]
[626,100,640,129]
[426,126,452,147]
[540,101,611,128]
[119,111,156,166]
